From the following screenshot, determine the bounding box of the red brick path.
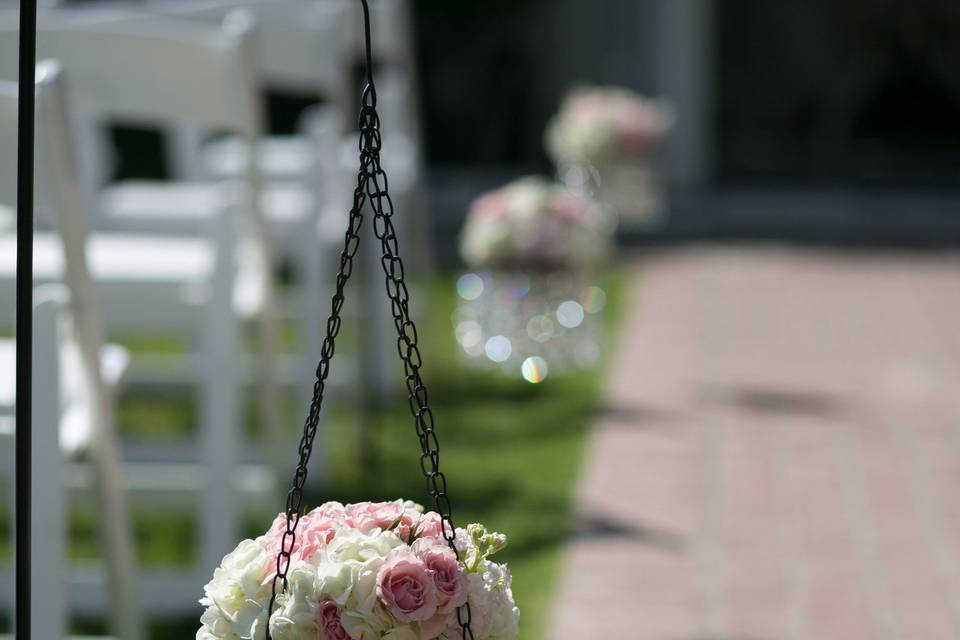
[548,246,960,640]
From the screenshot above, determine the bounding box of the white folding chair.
[0,11,289,488]
[149,0,354,121]
[51,10,360,426]
[0,63,144,639]
[144,1,428,403]
[0,285,134,639]
[0,61,248,608]
[145,0,423,249]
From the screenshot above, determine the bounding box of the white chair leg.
[72,108,110,223]
[199,211,240,574]
[30,287,66,640]
[166,124,206,181]
[41,66,145,640]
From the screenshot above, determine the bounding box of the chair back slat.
[0,11,258,134]
[155,0,352,102]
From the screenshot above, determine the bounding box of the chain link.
[265,4,474,638]
[362,85,475,639]
[264,95,366,632]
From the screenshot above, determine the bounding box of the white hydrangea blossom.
[460,213,511,267]
[323,528,403,564]
[463,561,520,640]
[197,539,271,640]
[311,528,403,638]
[269,566,320,640]
[448,526,519,640]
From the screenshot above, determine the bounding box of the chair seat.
[0,232,263,318]
[201,135,317,179]
[0,338,129,454]
[0,232,212,284]
[100,179,315,232]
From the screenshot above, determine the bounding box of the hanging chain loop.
[265,2,474,639]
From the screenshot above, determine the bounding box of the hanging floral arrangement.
[455,178,611,380]
[459,176,612,270]
[545,86,674,167]
[197,2,516,638]
[197,500,518,640]
[546,86,675,229]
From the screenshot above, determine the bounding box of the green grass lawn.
[5,270,622,638]
[313,272,622,639]
[321,378,589,640]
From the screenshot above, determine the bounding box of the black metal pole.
[16,0,37,638]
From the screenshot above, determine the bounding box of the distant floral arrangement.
[197,500,519,640]
[545,86,674,165]
[459,177,611,269]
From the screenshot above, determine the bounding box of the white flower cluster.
[459,176,611,269]
[197,501,518,640]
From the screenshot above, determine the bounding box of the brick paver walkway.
[548,245,960,640]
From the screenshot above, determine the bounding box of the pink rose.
[259,502,346,564]
[260,512,308,560]
[472,193,507,219]
[297,518,339,560]
[376,548,438,622]
[392,510,421,543]
[413,538,467,615]
[346,501,405,533]
[552,195,590,222]
[317,600,350,640]
[309,501,347,522]
[344,501,433,543]
[299,502,345,557]
[412,512,444,540]
[386,508,446,544]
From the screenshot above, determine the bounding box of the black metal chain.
[265,2,474,638]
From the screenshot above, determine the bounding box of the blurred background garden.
[2,1,960,639]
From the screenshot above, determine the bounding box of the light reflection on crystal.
[580,286,607,313]
[455,319,479,339]
[526,315,555,343]
[508,275,532,298]
[463,331,483,350]
[455,320,483,355]
[556,300,585,328]
[463,340,484,358]
[456,273,485,300]
[521,356,548,383]
[484,335,512,362]
[454,271,605,379]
